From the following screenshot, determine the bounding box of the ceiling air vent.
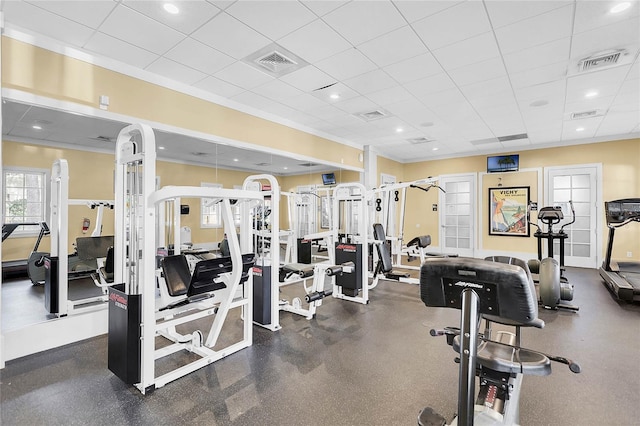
[298,162,318,167]
[570,109,604,120]
[498,133,528,142]
[579,50,623,72]
[356,110,388,122]
[471,137,499,146]
[191,151,208,157]
[255,162,271,167]
[243,43,309,77]
[91,135,115,142]
[407,137,434,145]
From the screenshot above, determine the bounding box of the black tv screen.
[487,155,519,173]
[322,172,336,185]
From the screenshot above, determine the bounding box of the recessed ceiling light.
[32,125,42,130]
[233,158,239,162]
[610,2,631,13]
[576,127,585,132]
[585,91,598,98]
[283,166,288,170]
[329,93,340,100]
[530,99,549,107]
[163,3,179,14]
[396,127,404,133]
[159,146,165,150]
[432,147,439,151]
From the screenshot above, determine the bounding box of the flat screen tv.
[487,154,519,173]
[322,172,336,185]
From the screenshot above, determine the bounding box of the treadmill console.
[605,198,640,224]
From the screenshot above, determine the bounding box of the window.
[3,167,49,236]
[201,182,223,228]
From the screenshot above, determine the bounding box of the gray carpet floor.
[1,266,639,425]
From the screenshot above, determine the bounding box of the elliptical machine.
[527,201,578,311]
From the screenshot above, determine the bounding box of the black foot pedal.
[418,407,446,426]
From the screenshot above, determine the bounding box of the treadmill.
[599,198,640,302]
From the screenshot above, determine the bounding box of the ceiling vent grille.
[579,50,622,72]
[298,162,318,167]
[498,133,528,142]
[570,109,604,120]
[191,151,208,157]
[470,137,499,146]
[255,162,271,166]
[91,135,115,142]
[356,110,388,121]
[407,137,434,145]
[243,43,309,77]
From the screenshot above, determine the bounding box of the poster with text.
[489,186,530,237]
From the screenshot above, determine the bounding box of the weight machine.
[108,123,260,393]
[331,182,369,305]
[46,158,115,316]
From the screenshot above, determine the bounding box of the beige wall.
[1,36,363,171]
[402,139,640,261]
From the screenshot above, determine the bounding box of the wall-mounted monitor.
[322,172,336,186]
[487,154,519,173]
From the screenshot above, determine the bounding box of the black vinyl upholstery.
[161,255,190,297]
[373,223,394,273]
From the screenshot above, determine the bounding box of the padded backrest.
[420,257,540,327]
[161,255,190,297]
[372,223,393,273]
[408,235,431,248]
[76,236,115,260]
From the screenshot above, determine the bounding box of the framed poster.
[489,186,530,237]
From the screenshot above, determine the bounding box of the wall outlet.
[627,251,633,258]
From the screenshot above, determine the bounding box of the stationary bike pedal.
[418,407,446,426]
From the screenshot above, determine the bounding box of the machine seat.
[407,235,431,249]
[373,223,411,279]
[98,246,115,284]
[452,336,551,376]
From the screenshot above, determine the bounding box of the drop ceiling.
[1,0,639,164]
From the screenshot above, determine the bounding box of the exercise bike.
[417,257,580,426]
[527,201,578,311]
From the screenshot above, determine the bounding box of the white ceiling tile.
[226,1,316,40]
[279,66,335,92]
[214,62,274,89]
[503,37,571,74]
[285,93,328,111]
[527,127,563,144]
[432,32,501,70]
[123,1,221,35]
[343,70,397,95]
[570,16,640,65]
[366,86,414,106]
[383,52,443,84]
[596,111,640,136]
[315,48,377,81]
[306,104,350,121]
[333,96,380,115]
[412,1,492,50]
[564,96,616,117]
[404,73,456,97]
[485,120,528,138]
[510,61,569,89]
[192,76,245,98]
[310,83,359,104]
[300,1,348,17]
[565,65,631,102]
[84,32,159,68]
[447,56,507,87]
[278,19,351,63]
[322,1,406,45]
[191,12,271,59]
[164,37,235,75]
[358,25,429,68]
[495,5,573,55]
[3,1,95,47]
[418,88,466,108]
[468,92,518,110]
[231,91,278,111]
[99,5,184,55]
[394,0,464,24]
[514,80,567,102]
[251,79,304,102]
[460,76,513,101]
[562,117,603,140]
[27,0,118,28]
[484,0,572,29]
[626,59,640,80]
[145,57,208,85]
[383,97,433,118]
[574,1,640,34]
[611,78,640,108]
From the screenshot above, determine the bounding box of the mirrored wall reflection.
[1,98,352,331]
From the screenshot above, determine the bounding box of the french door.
[439,174,476,257]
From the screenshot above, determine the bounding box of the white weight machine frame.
[114,123,261,393]
[49,159,115,316]
[331,182,369,305]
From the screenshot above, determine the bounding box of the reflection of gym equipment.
[599,198,640,301]
[1,221,50,285]
[418,257,580,426]
[527,201,578,311]
[45,159,115,316]
[109,124,261,393]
